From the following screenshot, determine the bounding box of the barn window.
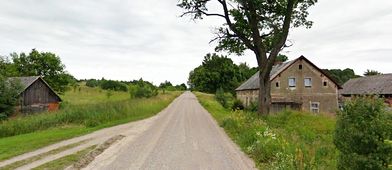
[304,78,312,88]
[299,64,303,70]
[288,78,296,88]
[275,81,280,88]
[310,102,320,113]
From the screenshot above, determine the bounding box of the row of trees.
[188,53,258,93]
[0,49,75,93]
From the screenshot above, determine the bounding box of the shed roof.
[8,76,62,101]
[340,74,392,95]
[235,56,342,91]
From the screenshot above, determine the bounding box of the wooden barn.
[340,74,392,107]
[10,76,62,113]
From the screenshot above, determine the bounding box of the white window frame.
[304,78,312,88]
[288,77,296,88]
[310,102,320,113]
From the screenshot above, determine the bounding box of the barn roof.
[235,56,342,91]
[8,76,62,101]
[340,74,392,95]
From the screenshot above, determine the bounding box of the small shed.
[10,76,62,113]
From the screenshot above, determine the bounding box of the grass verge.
[195,92,337,169]
[0,91,181,161]
[0,140,88,170]
[32,145,97,170]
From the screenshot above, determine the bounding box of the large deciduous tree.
[178,0,317,114]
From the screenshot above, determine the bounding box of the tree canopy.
[0,76,22,120]
[364,69,382,76]
[2,49,75,93]
[323,68,361,85]
[179,0,317,114]
[188,53,257,93]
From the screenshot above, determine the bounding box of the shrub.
[334,97,392,169]
[129,82,158,99]
[232,99,244,110]
[85,79,100,87]
[215,87,234,108]
[100,80,128,92]
[0,76,22,120]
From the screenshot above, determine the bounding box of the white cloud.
[0,0,391,84]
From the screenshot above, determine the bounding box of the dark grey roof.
[235,60,294,91]
[9,76,41,91]
[340,74,392,95]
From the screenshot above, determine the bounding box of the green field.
[195,92,337,169]
[0,85,181,161]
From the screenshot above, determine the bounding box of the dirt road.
[85,92,255,170]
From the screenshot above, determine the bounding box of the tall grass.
[0,92,181,138]
[195,92,337,169]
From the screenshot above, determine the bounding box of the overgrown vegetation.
[334,97,392,169]
[188,53,257,93]
[0,86,181,160]
[195,92,337,169]
[0,76,22,120]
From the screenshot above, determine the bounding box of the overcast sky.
[0,0,391,85]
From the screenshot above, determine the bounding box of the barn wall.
[21,79,60,113]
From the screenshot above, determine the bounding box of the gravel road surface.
[85,92,256,170]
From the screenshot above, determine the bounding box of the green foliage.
[85,79,101,87]
[276,54,289,62]
[215,87,235,109]
[189,53,257,93]
[129,79,158,98]
[0,90,180,138]
[232,99,244,110]
[323,68,361,85]
[9,49,74,93]
[100,80,128,92]
[0,76,22,119]
[159,81,186,93]
[364,69,382,76]
[196,92,337,169]
[334,97,392,169]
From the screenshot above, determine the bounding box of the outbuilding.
[10,76,62,113]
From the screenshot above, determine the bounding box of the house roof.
[8,76,62,101]
[340,74,392,95]
[235,56,342,91]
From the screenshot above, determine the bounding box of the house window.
[310,102,320,113]
[276,82,280,88]
[304,78,312,88]
[288,78,296,88]
[299,64,303,70]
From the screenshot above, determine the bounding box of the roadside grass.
[0,87,181,161]
[0,139,88,170]
[32,145,97,170]
[61,84,130,105]
[195,92,337,169]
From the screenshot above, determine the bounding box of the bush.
[85,79,100,87]
[100,80,128,92]
[129,81,158,99]
[0,76,22,120]
[232,99,244,110]
[334,97,392,169]
[215,88,234,108]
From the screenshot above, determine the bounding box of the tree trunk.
[258,70,272,115]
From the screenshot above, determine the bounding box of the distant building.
[9,76,62,113]
[235,56,342,114]
[340,74,392,107]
